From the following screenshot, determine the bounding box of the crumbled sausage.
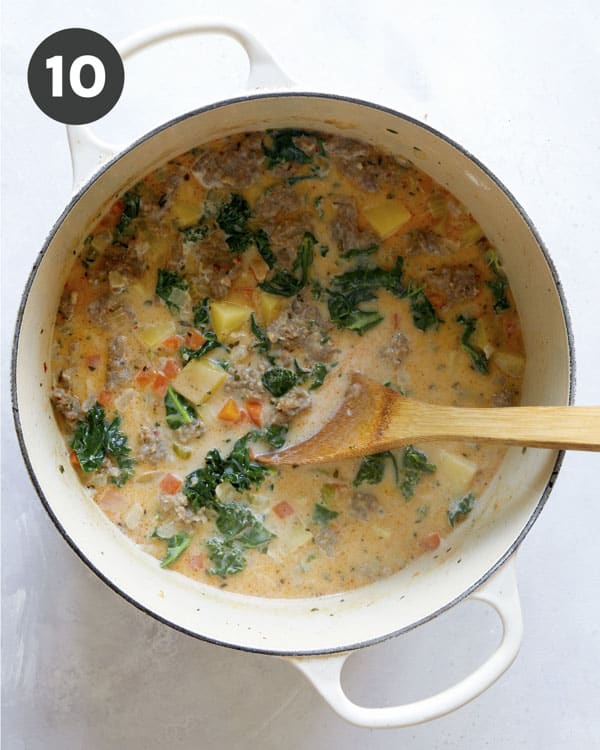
[254,184,304,220]
[425,265,481,306]
[193,133,263,189]
[97,241,146,280]
[314,526,337,557]
[327,136,411,192]
[404,229,457,257]
[87,294,135,327]
[381,331,410,366]
[492,388,518,407]
[137,425,168,464]
[267,299,335,361]
[273,386,311,422]
[58,289,77,321]
[50,386,83,430]
[159,491,207,527]
[175,418,206,443]
[106,335,133,391]
[330,197,378,252]
[225,363,267,401]
[186,230,240,300]
[349,492,381,520]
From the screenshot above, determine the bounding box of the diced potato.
[363,198,411,239]
[430,448,477,497]
[136,319,176,349]
[471,316,499,358]
[169,177,203,227]
[257,290,285,325]
[493,351,525,378]
[170,359,226,405]
[211,300,252,340]
[267,518,312,561]
[461,223,484,245]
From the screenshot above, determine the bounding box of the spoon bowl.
[258,373,600,466]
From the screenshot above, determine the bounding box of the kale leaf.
[354,451,399,486]
[262,367,298,397]
[448,492,477,527]
[206,538,246,577]
[152,530,192,568]
[113,191,141,241]
[312,503,339,525]
[72,403,134,486]
[215,502,275,547]
[156,269,189,313]
[183,433,271,513]
[182,299,223,361]
[180,332,221,362]
[407,287,442,331]
[249,313,275,363]
[258,423,288,449]
[179,223,208,243]
[326,257,404,334]
[217,194,275,267]
[164,386,198,429]
[486,250,510,314]
[259,232,316,297]
[262,129,320,168]
[340,243,379,259]
[193,298,211,330]
[399,445,436,499]
[308,362,328,390]
[457,315,489,374]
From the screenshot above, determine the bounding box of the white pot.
[11,19,573,728]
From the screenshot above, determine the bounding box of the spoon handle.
[390,402,600,451]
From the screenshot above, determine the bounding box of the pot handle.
[289,556,523,728]
[66,18,292,189]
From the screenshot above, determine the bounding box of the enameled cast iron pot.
[12,20,574,728]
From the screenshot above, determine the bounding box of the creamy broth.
[51,130,525,597]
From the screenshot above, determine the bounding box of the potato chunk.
[257,290,285,325]
[493,351,525,378]
[211,300,252,340]
[363,198,411,239]
[170,359,226,405]
[429,448,477,497]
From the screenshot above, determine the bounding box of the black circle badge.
[28,28,124,125]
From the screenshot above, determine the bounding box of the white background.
[2,1,600,747]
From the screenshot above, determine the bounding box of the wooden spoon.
[258,373,600,466]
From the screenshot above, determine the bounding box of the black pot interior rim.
[11,90,576,657]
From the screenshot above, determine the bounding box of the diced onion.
[124,502,144,530]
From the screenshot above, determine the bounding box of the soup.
[50,129,525,597]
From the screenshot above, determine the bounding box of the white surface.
[2,0,599,747]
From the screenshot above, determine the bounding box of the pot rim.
[11,90,576,656]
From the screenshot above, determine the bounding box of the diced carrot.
[152,372,169,397]
[85,353,101,370]
[135,367,155,389]
[162,335,184,352]
[246,400,263,427]
[420,531,441,551]
[185,329,206,349]
[162,359,180,380]
[217,398,241,422]
[159,473,183,495]
[69,450,80,469]
[273,500,295,519]
[98,390,113,408]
